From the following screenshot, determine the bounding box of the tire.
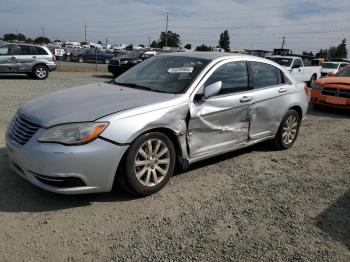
[122,132,176,196]
[78,57,84,63]
[272,109,301,150]
[33,65,49,80]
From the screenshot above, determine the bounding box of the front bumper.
[308,88,350,108]
[5,128,128,194]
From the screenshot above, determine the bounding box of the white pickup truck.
[267,56,321,85]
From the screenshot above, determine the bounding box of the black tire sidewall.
[33,65,48,80]
[125,132,176,195]
[276,109,301,149]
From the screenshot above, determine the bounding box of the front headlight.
[38,122,109,145]
[120,60,128,64]
[311,82,322,90]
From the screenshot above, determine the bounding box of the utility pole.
[281,36,286,49]
[147,36,151,47]
[165,13,169,47]
[105,38,108,49]
[16,28,18,41]
[84,23,87,43]
[41,26,45,45]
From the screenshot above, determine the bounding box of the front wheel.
[123,132,176,196]
[272,109,301,150]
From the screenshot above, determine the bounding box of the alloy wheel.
[282,115,298,145]
[134,139,170,187]
[36,67,47,79]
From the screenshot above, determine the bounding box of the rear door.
[188,60,250,159]
[16,45,38,72]
[0,44,18,72]
[248,61,293,140]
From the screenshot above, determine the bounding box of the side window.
[293,58,303,68]
[35,47,48,55]
[204,61,248,95]
[18,45,37,55]
[250,62,279,89]
[0,45,10,55]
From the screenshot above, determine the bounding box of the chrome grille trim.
[8,113,40,145]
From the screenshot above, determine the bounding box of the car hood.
[20,82,176,127]
[316,77,350,88]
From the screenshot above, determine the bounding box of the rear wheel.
[33,65,48,80]
[122,132,176,196]
[273,109,301,150]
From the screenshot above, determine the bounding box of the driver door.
[188,60,251,159]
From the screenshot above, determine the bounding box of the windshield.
[322,63,338,69]
[335,66,350,77]
[268,57,293,67]
[114,56,208,94]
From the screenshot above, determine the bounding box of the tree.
[335,38,347,58]
[34,36,51,44]
[184,43,192,50]
[3,33,17,42]
[150,40,158,48]
[138,44,145,48]
[302,51,314,56]
[219,30,230,52]
[25,38,33,43]
[195,44,212,51]
[97,40,103,45]
[158,31,181,48]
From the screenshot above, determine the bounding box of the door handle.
[279,88,288,93]
[240,96,253,103]
[10,56,16,59]
[32,56,37,58]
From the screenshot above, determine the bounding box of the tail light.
[52,55,56,62]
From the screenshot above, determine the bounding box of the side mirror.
[204,81,222,99]
[292,64,300,69]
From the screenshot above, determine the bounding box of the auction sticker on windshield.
[168,67,194,73]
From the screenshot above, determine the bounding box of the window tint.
[204,61,248,95]
[250,62,279,88]
[35,47,48,55]
[18,45,36,55]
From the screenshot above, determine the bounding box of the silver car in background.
[0,43,56,79]
[6,52,308,195]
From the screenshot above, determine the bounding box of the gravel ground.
[0,72,349,261]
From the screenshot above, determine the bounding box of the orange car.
[309,65,350,109]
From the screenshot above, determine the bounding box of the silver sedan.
[6,52,308,195]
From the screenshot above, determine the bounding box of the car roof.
[159,51,256,61]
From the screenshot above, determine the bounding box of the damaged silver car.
[6,52,308,195]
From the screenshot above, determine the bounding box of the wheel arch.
[32,63,49,72]
[288,105,303,120]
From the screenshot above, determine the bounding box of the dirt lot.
[0,72,349,262]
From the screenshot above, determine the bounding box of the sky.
[1,0,349,54]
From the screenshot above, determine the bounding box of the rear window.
[250,62,279,88]
[35,47,48,55]
[322,63,338,69]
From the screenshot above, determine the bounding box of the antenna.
[165,13,169,47]
[281,36,286,49]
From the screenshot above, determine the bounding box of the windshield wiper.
[114,82,153,91]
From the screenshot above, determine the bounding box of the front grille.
[321,87,350,99]
[110,60,119,65]
[8,113,40,145]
